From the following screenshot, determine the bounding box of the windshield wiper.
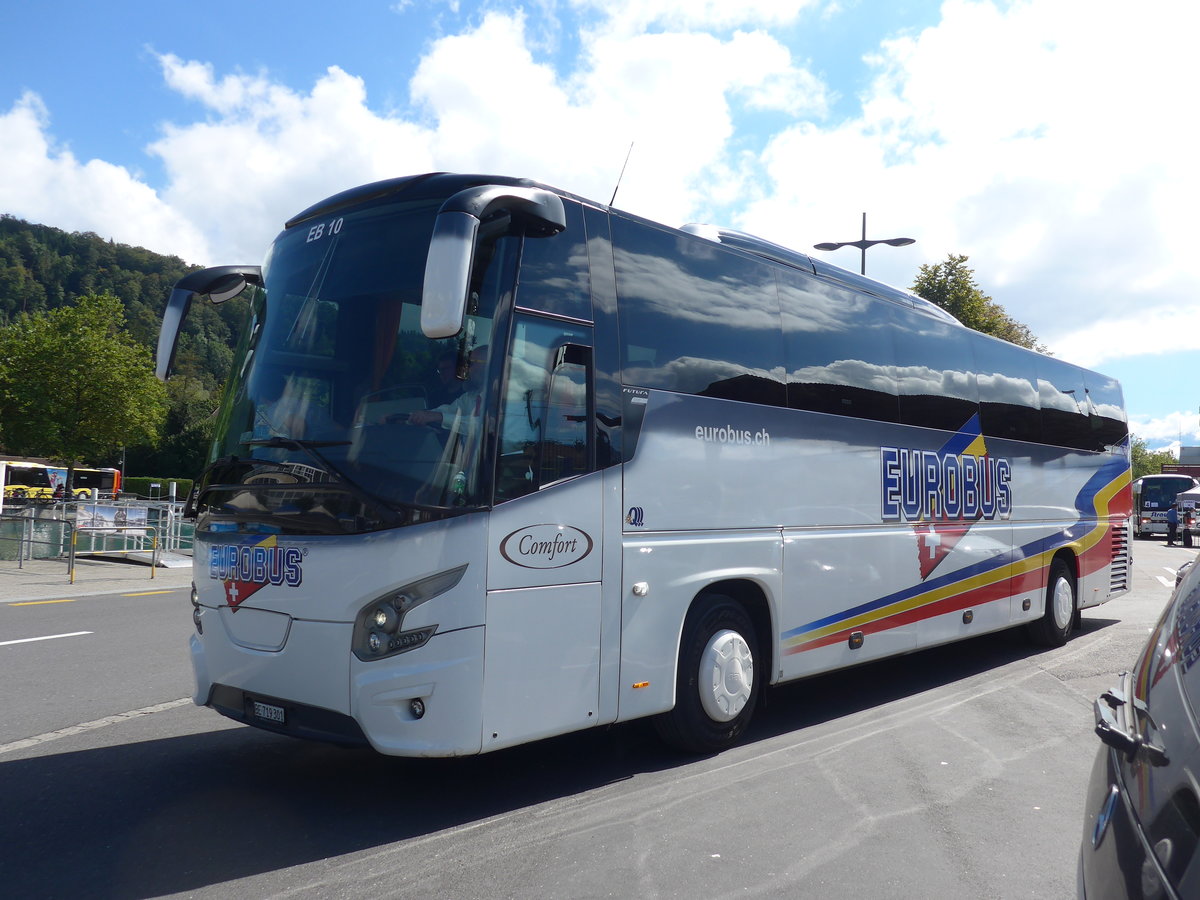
[244,437,402,525]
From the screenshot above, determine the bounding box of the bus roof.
[679,223,961,326]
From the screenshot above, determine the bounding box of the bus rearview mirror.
[156,265,262,380]
[421,185,566,339]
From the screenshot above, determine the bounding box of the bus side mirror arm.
[421,186,566,339]
[156,265,262,380]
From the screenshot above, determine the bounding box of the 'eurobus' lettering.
[881,446,1012,521]
[695,424,771,446]
[209,544,304,587]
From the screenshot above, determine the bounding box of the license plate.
[252,700,286,724]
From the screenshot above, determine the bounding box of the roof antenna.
[609,142,634,207]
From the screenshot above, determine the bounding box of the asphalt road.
[0,540,1193,900]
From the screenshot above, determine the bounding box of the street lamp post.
[814,212,915,275]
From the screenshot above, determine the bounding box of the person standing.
[1167,503,1179,546]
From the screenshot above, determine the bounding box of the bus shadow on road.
[747,619,1117,746]
[0,714,714,898]
[0,623,1115,898]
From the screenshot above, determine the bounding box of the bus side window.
[892,313,979,432]
[972,331,1041,444]
[1037,357,1090,451]
[779,268,899,423]
[514,199,591,321]
[496,316,594,503]
[1084,371,1128,451]
[612,217,786,407]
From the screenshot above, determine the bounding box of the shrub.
[123,476,193,500]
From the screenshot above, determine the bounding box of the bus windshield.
[1141,475,1195,508]
[197,197,513,535]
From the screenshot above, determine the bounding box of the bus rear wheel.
[1027,558,1076,648]
[654,594,759,754]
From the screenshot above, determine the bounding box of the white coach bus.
[1132,472,1197,539]
[157,173,1132,756]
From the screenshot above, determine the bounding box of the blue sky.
[2,0,1197,451]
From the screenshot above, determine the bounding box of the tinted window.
[1037,357,1091,450]
[496,315,593,502]
[971,332,1042,444]
[582,205,622,468]
[8,467,49,488]
[613,217,786,406]
[1084,371,1128,450]
[892,314,979,432]
[514,200,591,321]
[1141,476,1195,507]
[779,268,898,423]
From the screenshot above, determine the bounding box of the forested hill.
[0,214,244,391]
[0,213,193,343]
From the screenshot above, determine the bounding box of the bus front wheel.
[1027,558,1077,648]
[654,594,759,754]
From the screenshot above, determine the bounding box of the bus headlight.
[370,605,400,633]
[352,564,467,662]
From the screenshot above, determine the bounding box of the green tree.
[1130,434,1178,480]
[124,375,219,478]
[0,293,169,484]
[911,254,1044,351]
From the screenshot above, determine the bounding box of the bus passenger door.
[483,316,605,751]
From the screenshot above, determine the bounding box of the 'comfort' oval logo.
[500,525,594,569]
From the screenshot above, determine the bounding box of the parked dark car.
[1080,557,1200,898]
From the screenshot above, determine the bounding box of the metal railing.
[69,525,158,583]
[0,511,70,567]
[1,499,193,581]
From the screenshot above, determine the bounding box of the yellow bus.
[1,458,122,500]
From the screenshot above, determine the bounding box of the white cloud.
[1130,411,1200,449]
[1049,304,1200,370]
[0,10,822,267]
[2,0,1196,433]
[0,92,211,262]
[1,2,824,265]
[149,54,437,264]
[743,0,1200,363]
[570,0,817,35]
[412,9,824,226]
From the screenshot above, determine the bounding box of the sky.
[1,0,1197,451]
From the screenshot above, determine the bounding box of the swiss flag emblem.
[224,577,267,610]
[913,520,975,580]
[219,534,278,611]
[907,415,992,581]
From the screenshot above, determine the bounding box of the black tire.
[654,594,760,754]
[1026,558,1076,647]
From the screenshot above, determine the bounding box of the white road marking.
[0,698,192,756]
[1156,576,1174,588]
[0,631,92,647]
